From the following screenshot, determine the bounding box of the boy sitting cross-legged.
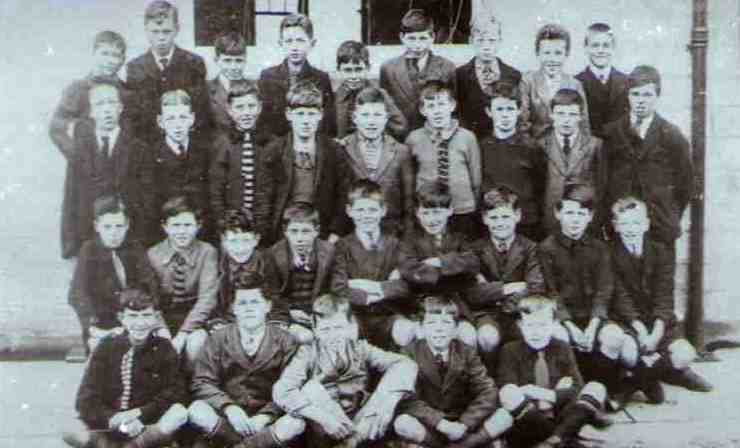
[405,80,481,238]
[496,295,611,448]
[63,289,188,448]
[334,85,415,238]
[610,196,711,405]
[273,294,418,448]
[397,181,480,346]
[263,203,335,345]
[188,287,304,448]
[332,179,417,349]
[395,296,512,448]
[335,40,407,141]
[464,186,546,368]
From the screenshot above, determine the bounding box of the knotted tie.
[365,231,379,251]
[295,151,314,170]
[119,348,134,410]
[633,116,644,139]
[562,135,571,158]
[437,136,451,187]
[297,253,311,272]
[171,252,188,300]
[159,57,169,70]
[435,353,447,379]
[534,350,552,411]
[101,136,111,158]
[241,132,255,211]
[407,58,421,90]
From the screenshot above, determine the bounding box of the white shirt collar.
[97,127,121,152]
[426,341,449,362]
[491,234,515,252]
[218,74,231,92]
[152,46,175,70]
[356,228,381,250]
[407,51,430,72]
[294,138,316,155]
[621,236,644,258]
[494,128,516,140]
[239,325,266,356]
[589,65,612,83]
[165,136,189,156]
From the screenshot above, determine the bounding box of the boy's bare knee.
[499,384,525,411]
[392,318,417,347]
[159,403,189,434]
[484,408,514,438]
[477,324,500,353]
[457,321,478,347]
[598,324,625,353]
[580,381,607,404]
[669,339,697,369]
[393,414,426,442]
[289,325,314,345]
[273,415,306,441]
[619,334,639,367]
[185,330,208,361]
[188,400,219,431]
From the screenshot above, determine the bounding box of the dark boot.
[420,430,448,448]
[124,426,171,448]
[507,404,556,447]
[207,419,244,447]
[552,402,596,443]
[633,364,665,404]
[447,427,494,448]
[234,428,279,448]
[662,367,713,392]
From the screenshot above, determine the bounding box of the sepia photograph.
[1,0,739,446]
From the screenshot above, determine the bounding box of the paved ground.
[2,348,740,448]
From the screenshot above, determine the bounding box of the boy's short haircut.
[119,288,158,312]
[416,181,452,209]
[160,89,192,111]
[336,40,370,68]
[312,293,354,325]
[228,79,262,104]
[422,296,460,321]
[556,183,595,211]
[93,194,128,221]
[489,80,522,107]
[400,8,434,34]
[144,0,179,26]
[535,23,571,55]
[280,13,314,39]
[355,87,387,108]
[628,65,662,96]
[470,14,502,38]
[286,80,323,109]
[219,208,257,235]
[550,88,584,112]
[93,30,127,55]
[282,202,320,228]
[214,31,247,57]
[347,178,385,207]
[516,295,556,320]
[419,80,454,102]
[611,196,649,221]
[482,185,520,212]
[161,195,202,223]
[584,22,614,46]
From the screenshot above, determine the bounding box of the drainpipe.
[687,0,713,360]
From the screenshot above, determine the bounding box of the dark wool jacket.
[76,332,186,429]
[575,67,629,138]
[401,339,498,430]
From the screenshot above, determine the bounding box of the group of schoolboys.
[53,1,711,447]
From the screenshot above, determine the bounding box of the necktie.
[562,135,571,158]
[437,137,450,186]
[633,116,644,139]
[365,231,378,251]
[119,347,134,410]
[631,243,640,257]
[408,58,420,89]
[297,253,310,272]
[177,143,187,160]
[435,353,447,379]
[112,250,127,288]
[159,57,169,70]
[481,62,496,85]
[534,350,551,410]
[434,234,443,248]
[296,151,314,169]
[241,132,255,211]
[171,252,188,300]
[101,136,110,157]
[243,334,258,357]
[497,241,508,259]
[598,74,607,84]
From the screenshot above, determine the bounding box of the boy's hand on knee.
[224,405,255,436]
[120,418,145,438]
[109,408,142,430]
[436,420,467,441]
[320,413,354,440]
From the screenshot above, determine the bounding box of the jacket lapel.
[566,133,590,175]
[344,135,370,178]
[313,135,327,193]
[241,325,281,372]
[418,342,444,388]
[394,58,417,105]
[543,133,568,176]
[503,236,526,278]
[442,341,464,391]
[312,241,331,297]
[533,70,551,108]
[114,132,130,188]
[638,114,661,160]
[641,238,656,292]
[274,240,293,287]
[374,136,398,180]
[210,80,229,113]
[480,243,503,279]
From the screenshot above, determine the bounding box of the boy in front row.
[268,80,340,243]
[395,297,511,448]
[380,8,457,131]
[465,187,545,365]
[189,288,304,448]
[332,180,416,349]
[497,296,611,448]
[273,294,418,447]
[63,289,188,448]
[263,204,334,344]
[610,196,712,399]
[335,40,407,141]
[334,86,415,237]
[259,13,336,137]
[406,80,481,237]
